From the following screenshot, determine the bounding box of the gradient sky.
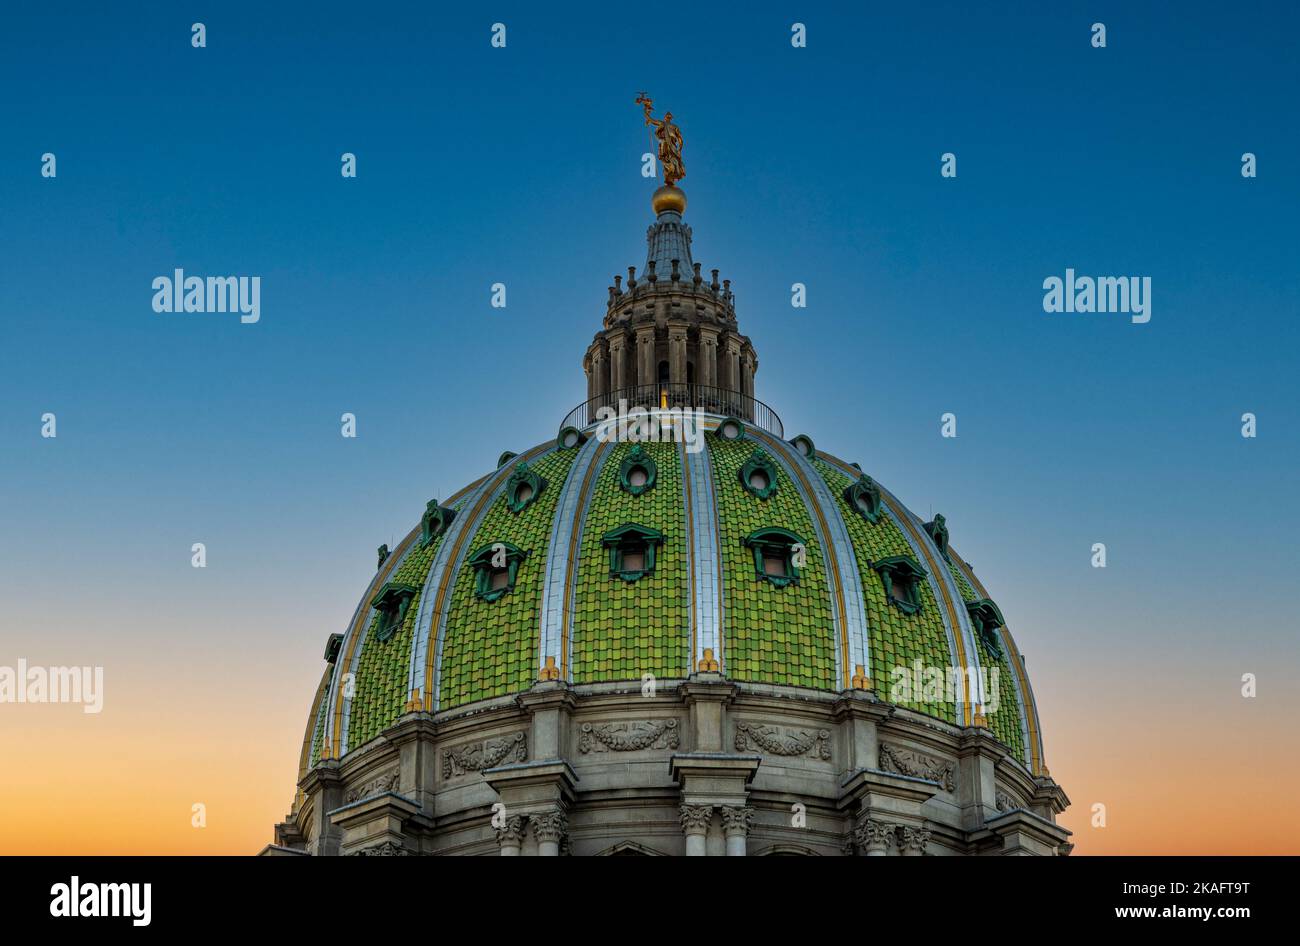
[2,2,1297,854]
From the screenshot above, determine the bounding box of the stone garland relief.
[344,770,400,804]
[441,731,527,778]
[877,743,956,793]
[578,718,680,753]
[733,721,832,760]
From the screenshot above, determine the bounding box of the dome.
[307,428,1041,769]
[270,104,1069,856]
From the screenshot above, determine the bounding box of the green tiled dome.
[306,422,1045,774]
[299,181,1047,786]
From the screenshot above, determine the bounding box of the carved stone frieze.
[344,770,400,804]
[441,731,527,778]
[346,840,410,856]
[579,718,679,753]
[734,721,832,760]
[878,742,956,792]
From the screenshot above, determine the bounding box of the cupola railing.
[561,383,783,439]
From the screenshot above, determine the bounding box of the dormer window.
[619,444,658,496]
[557,426,587,450]
[469,542,527,602]
[843,474,883,524]
[420,500,455,547]
[743,527,805,588]
[872,556,927,614]
[923,514,950,562]
[601,523,663,582]
[504,462,547,513]
[739,449,779,500]
[790,434,816,459]
[369,582,419,642]
[966,599,1007,658]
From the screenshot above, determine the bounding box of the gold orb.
[652,184,686,215]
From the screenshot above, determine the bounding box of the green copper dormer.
[601,523,664,582]
[369,582,419,642]
[872,555,927,614]
[468,542,528,602]
[744,526,805,588]
[924,514,951,562]
[504,462,547,513]
[420,500,456,547]
[966,598,1007,658]
[739,449,779,500]
[618,444,658,496]
[843,474,883,524]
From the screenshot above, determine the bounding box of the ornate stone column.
[635,323,657,390]
[680,804,713,856]
[668,321,689,388]
[697,325,719,389]
[532,811,567,857]
[720,806,754,856]
[495,816,527,856]
[607,332,627,392]
[900,826,930,856]
[854,819,898,856]
[722,336,741,394]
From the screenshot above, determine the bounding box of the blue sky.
[1,2,1298,851]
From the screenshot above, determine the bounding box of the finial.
[693,262,702,286]
[614,274,623,294]
[647,260,657,283]
[627,266,637,289]
[710,269,720,291]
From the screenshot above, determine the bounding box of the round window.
[514,483,533,505]
[628,467,648,488]
[748,470,769,492]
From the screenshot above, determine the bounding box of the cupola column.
[722,336,741,394]
[697,325,719,389]
[668,320,689,389]
[635,322,657,391]
[607,332,628,392]
[741,348,757,400]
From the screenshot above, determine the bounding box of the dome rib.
[682,428,724,674]
[753,430,872,691]
[536,436,612,681]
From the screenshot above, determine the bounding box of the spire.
[645,195,693,279]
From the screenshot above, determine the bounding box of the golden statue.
[636,93,685,186]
